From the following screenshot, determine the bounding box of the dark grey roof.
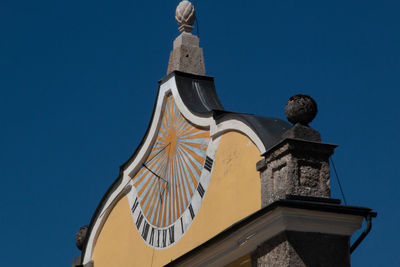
[165,71,291,153]
[214,112,290,154]
[171,71,224,115]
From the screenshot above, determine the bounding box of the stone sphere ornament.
[285,94,318,125]
[75,225,88,251]
[175,0,196,32]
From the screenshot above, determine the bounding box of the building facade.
[72,1,376,266]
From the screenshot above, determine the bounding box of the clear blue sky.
[1,0,399,266]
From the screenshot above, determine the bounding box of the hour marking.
[204,156,214,172]
[136,212,144,229]
[149,227,155,246]
[162,229,167,248]
[142,221,150,240]
[180,217,184,234]
[189,204,195,220]
[169,225,175,244]
[197,183,205,198]
[131,197,139,214]
[157,230,160,247]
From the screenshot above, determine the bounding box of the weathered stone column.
[257,138,336,207]
[167,0,206,75]
[252,231,351,267]
[254,95,352,267]
[256,94,336,208]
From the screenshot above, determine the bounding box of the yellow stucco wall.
[92,131,262,266]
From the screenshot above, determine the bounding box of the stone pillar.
[167,32,205,75]
[167,0,206,75]
[257,138,336,207]
[252,231,351,267]
[254,95,351,266]
[256,94,336,207]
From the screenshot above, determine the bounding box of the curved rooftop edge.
[164,71,291,153]
[213,111,290,155]
[163,71,224,115]
[79,71,291,263]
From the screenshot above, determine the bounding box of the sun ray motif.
[131,94,210,228]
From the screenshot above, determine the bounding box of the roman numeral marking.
[131,197,139,214]
[204,156,214,172]
[169,225,175,244]
[157,230,160,248]
[189,204,195,220]
[136,212,144,229]
[197,183,205,198]
[162,229,167,248]
[149,227,155,246]
[180,217,184,234]
[141,221,150,240]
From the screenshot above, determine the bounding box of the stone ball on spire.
[175,0,196,33]
[285,94,318,125]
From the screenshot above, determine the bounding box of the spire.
[167,1,206,76]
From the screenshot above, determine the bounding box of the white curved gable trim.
[82,75,266,264]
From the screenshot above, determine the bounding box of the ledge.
[165,197,376,267]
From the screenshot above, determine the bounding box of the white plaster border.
[82,75,266,264]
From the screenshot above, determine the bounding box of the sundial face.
[127,94,218,248]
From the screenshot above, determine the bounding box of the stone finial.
[176,1,196,33]
[285,94,318,126]
[283,94,321,142]
[75,225,88,251]
[167,0,205,75]
[256,93,334,207]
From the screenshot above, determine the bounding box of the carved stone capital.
[258,138,337,207]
